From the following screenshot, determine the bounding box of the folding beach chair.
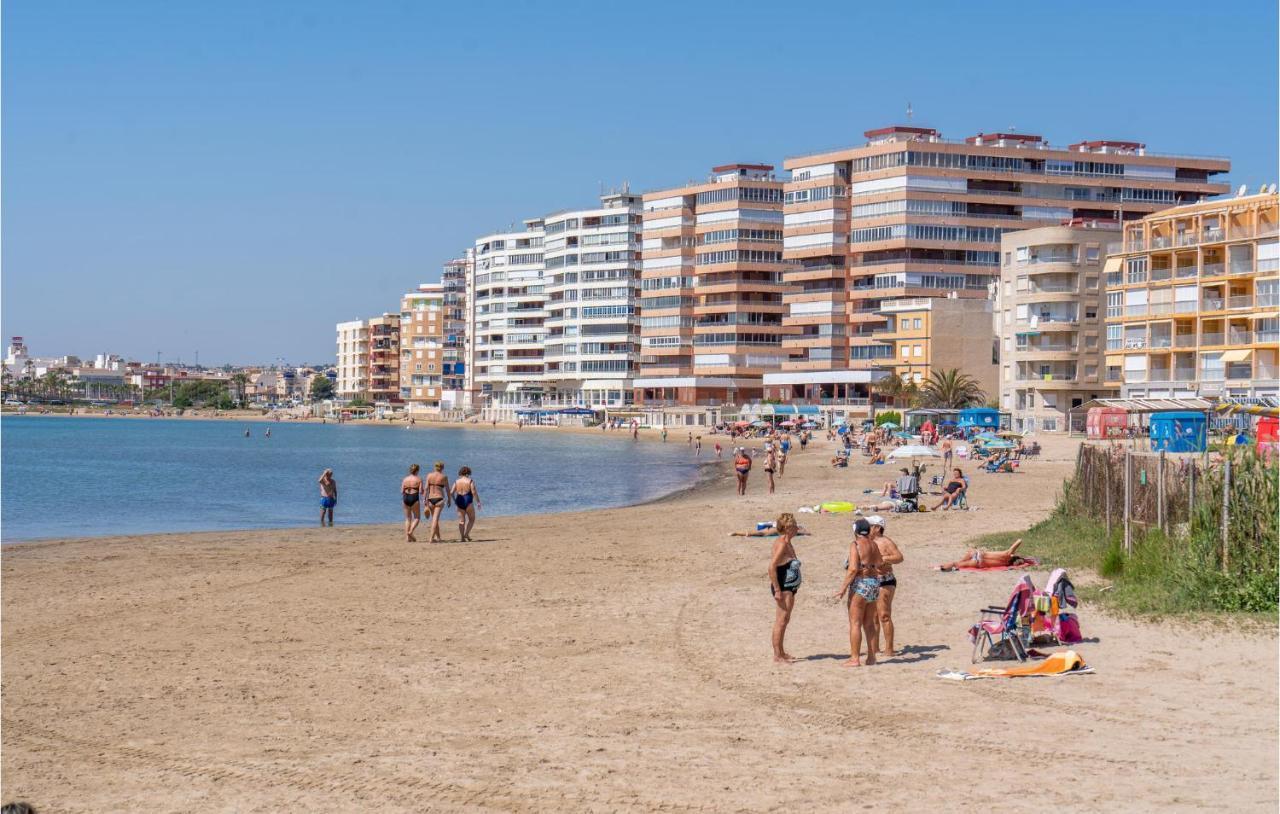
[969,576,1035,663]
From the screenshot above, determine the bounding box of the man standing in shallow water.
[318,469,338,527]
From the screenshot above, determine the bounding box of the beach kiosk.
[1258,416,1278,452]
[958,407,1000,430]
[1149,411,1207,453]
[1086,406,1129,439]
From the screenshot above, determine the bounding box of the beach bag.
[1056,614,1082,644]
[899,497,919,513]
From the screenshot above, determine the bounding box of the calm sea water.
[0,417,704,541]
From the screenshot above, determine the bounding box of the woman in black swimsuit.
[401,464,423,542]
[450,466,481,542]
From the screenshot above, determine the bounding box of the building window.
[913,345,923,357]
[913,318,922,329]
[1085,245,1101,263]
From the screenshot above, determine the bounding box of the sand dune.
[3,433,1276,812]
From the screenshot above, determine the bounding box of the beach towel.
[941,557,1040,572]
[936,650,1093,681]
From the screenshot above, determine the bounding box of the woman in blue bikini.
[450,466,481,542]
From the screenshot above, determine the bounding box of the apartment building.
[399,283,447,412]
[997,222,1120,431]
[366,313,401,405]
[470,221,547,408]
[636,164,788,406]
[543,191,643,408]
[335,319,369,398]
[440,255,471,408]
[770,125,1231,405]
[1106,191,1279,401]
[878,295,998,393]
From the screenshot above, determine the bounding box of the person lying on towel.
[936,538,1027,571]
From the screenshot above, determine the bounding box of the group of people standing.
[769,515,902,667]
[733,430,807,496]
[314,464,482,544]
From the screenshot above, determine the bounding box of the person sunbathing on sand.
[730,522,810,537]
[937,538,1025,571]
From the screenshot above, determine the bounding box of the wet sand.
[3,434,1276,812]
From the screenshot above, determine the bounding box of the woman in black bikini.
[425,461,451,543]
[401,464,423,542]
[450,466,481,542]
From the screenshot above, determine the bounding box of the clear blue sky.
[4,0,1276,365]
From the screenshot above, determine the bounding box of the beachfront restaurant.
[904,408,1011,433]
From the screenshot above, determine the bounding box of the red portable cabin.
[1086,406,1128,439]
[1258,416,1279,445]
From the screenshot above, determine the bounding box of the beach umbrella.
[888,445,940,459]
[750,420,769,427]
[982,439,1016,449]
[894,431,913,439]
[779,420,798,427]
[879,421,900,429]
[800,421,817,428]
[997,431,1023,438]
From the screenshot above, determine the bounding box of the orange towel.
[937,650,1094,681]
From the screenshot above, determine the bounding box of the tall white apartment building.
[470,220,547,408]
[542,191,643,408]
[335,319,369,398]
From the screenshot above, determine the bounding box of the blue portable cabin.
[1149,411,1207,452]
[958,407,1000,429]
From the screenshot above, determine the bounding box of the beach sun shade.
[879,421,900,428]
[888,444,940,459]
[894,431,914,438]
[982,439,1016,449]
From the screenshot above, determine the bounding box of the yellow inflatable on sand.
[821,501,854,513]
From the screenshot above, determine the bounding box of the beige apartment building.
[1106,191,1279,401]
[878,296,998,395]
[636,164,788,406]
[997,222,1120,432]
[769,125,1231,405]
[399,283,447,412]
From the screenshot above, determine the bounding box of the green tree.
[309,375,335,402]
[230,373,251,408]
[871,374,921,409]
[919,368,986,409]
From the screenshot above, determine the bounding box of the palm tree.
[919,368,986,409]
[231,373,250,408]
[872,373,922,409]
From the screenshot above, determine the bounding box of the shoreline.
[1,449,730,549]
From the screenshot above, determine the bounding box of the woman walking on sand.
[763,442,777,494]
[318,469,338,527]
[768,513,803,664]
[450,466,481,542]
[734,447,752,496]
[401,464,423,542]
[425,461,451,543]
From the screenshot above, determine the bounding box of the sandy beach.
[3,432,1276,812]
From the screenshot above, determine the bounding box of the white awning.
[1220,349,1253,363]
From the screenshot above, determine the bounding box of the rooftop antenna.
[1270,183,1277,194]
[1237,184,1247,197]
[905,102,913,122]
